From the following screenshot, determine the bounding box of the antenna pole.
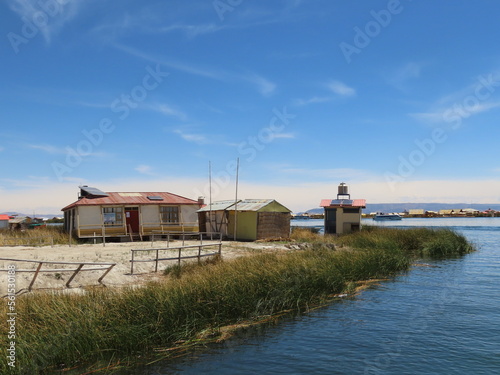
[209,161,212,234]
[234,157,239,241]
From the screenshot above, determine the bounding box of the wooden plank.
[28,262,43,291]
[66,264,84,288]
[97,264,115,284]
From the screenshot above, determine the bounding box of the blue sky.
[2,0,500,214]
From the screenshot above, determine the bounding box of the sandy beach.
[0,239,291,296]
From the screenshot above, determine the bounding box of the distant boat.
[373,212,402,221]
[292,215,311,220]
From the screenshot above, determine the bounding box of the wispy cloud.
[114,44,276,97]
[173,129,209,145]
[26,144,65,154]
[245,74,276,96]
[145,103,188,121]
[388,62,423,91]
[159,23,226,38]
[7,0,83,44]
[271,132,295,139]
[293,96,332,106]
[328,80,356,97]
[26,143,109,158]
[135,164,156,176]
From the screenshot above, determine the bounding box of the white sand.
[0,239,291,295]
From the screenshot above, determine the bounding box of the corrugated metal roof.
[320,199,366,208]
[197,200,239,212]
[198,199,291,213]
[226,199,291,212]
[62,192,199,211]
[9,217,27,224]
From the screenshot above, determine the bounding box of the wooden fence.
[0,258,116,292]
[150,231,222,246]
[130,242,222,274]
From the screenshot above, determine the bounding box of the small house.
[320,183,366,235]
[62,186,202,239]
[409,209,425,217]
[0,215,9,230]
[198,199,291,241]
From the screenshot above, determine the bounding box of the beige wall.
[77,206,102,228]
[141,205,159,225]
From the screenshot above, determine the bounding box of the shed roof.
[227,199,291,212]
[198,199,291,213]
[320,199,366,208]
[62,191,199,211]
[198,200,240,212]
[0,214,10,221]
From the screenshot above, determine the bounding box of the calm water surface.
[125,218,500,374]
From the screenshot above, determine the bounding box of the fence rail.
[150,231,222,246]
[130,242,222,274]
[0,258,116,292]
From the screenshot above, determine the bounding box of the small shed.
[198,199,291,241]
[0,215,9,230]
[320,183,366,235]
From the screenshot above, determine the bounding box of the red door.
[125,209,140,233]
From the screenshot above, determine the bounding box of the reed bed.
[336,226,475,258]
[0,227,474,374]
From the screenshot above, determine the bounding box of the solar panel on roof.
[147,196,164,201]
[330,199,353,206]
[79,186,109,197]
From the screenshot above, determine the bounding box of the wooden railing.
[130,242,222,274]
[150,231,222,246]
[0,258,116,292]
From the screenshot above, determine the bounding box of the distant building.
[439,209,453,216]
[0,214,9,230]
[198,199,291,241]
[62,186,201,239]
[409,209,425,216]
[320,183,366,235]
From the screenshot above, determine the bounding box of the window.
[160,206,179,224]
[103,207,123,226]
[343,208,360,214]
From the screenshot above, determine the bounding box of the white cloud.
[328,80,356,97]
[293,96,332,106]
[388,62,423,91]
[146,103,187,121]
[271,132,295,139]
[245,74,276,96]
[114,44,276,97]
[26,143,109,158]
[7,0,83,44]
[173,129,209,145]
[26,144,65,154]
[134,165,155,175]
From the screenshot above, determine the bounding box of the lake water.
[124,218,500,374]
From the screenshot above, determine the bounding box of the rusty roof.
[320,199,366,208]
[62,192,200,211]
